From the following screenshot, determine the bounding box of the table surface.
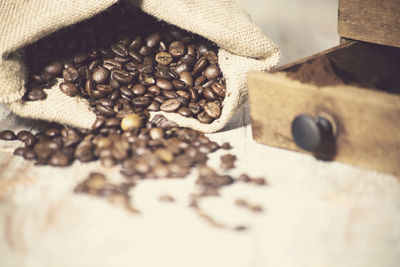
[1,101,400,267]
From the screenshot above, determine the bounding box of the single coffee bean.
[176,90,190,100]
[155,52,173,65]
[155,148,174,163]
[162,90,178,99]
[146,101,159,111]
[132,96,151,107]
[169,41,186,57]
[179,71,193,86]
[0,130,17,140]
[194,75,207,86]
[45,128,60,137]
[112,69,132,84]
[139,73,156,85]
[188,87,199,102]
[198,99,207,108]
[202,78,217,89]
[211,82,226,97]
[75,143,94,162]
[149,127,164,139]
[17,130,33,142]
[193,57,208,74]
[92,116,106,131]
[156,79,173,91]
[204,64,220,80]
[203,87,217,100]
[59,82,79,97]
[49,151,70,167]
[204,50,218,64]
[33,142,53,160]
[181,54,196,66]
[129,36,142,51]
[177,107,193,117]
[129,51,144,63]
[62,67,80,83]
[172,63,190,74]
[139,45,153,56]
[73,52,88,65]
[96,84,113,95]
[23,148,37,160]
[121,114,142,131]
[147,85,161,95]
[160,98,181,112]
[27,87,47,101]
[92,67,110,84]
[96,104,116,117]
[13,147,25,156]
[146,32,161,48]
[188,102,201,115]
[111,43,128,57]
[172,79,187,90]
[98,98,113,107]
[103,58,123,70]
[85,79,95,97]
[44,61,63,76]
[204,102,221,119]
[197,111,213,124]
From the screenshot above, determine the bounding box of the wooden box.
[248,40,400,176]
[338,0,400,48]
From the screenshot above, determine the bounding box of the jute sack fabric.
[0,0,280,133]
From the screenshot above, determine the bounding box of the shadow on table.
[218,101,251,132]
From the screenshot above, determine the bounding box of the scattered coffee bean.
[121,114,142,131]
[0,130,17,140]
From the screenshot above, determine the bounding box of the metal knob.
[291,115,336,158]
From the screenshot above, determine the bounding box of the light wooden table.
[1,102,399,267]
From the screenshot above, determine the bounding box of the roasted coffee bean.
[112,69,132,84]
[197,111,213,124]
[172,79,187,90]
[60,82,79,97]
[149,127,164,139]
[0,130,17,140]
[198,99,207,108]
[172,63,190,74]
[202,78,217,89]
[103,58,123,70]
[146,32,161,48]
[194,75,207,86]
[155,52,173,65]
[147,101,160,111]
[49,151,70,166]
[111,43,128,57]
[187,87,199,102]
[188,102,201,115]
[204,102,221,119]
[34,142,53,160]
[44,61,63,76]
[17,130,33,142]
[139,45,153,56]
[96,85,113,95]
[121,114,142,131]
[132,96,151,107]
[162,90,179,99]
[181,54,196,66]
[169,41,186,57]
[139,73,155,85]
[92,67,110,84]
[156,79,173,91]
[45,128,60,137]
[129,51,143,63]
[203,87,217,100]
[23,148,37,160]
[84,79,95,96]
[204,64,220,80]
[160,98,181,112]
[220,154,236,170]
[96,104,116,117]
[62,67,80,83]
[193,57,208,74]
[154,95,166,103]
[27,87,47,101]
[105,118,121,128]
[147,85,161,95]
[129,36,142,51]
[179,71,193,86]
[204,50,218,64]
[211,82,226,97]
[177,107,192,117]
[13,147,25,156]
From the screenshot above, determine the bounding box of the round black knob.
[291,115,334,152]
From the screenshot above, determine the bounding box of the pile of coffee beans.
[24,1,226,124]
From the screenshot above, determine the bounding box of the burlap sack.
[0,0,280,133]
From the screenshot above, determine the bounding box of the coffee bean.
[111,43,128,57]
[197,111,212,124]
[155,52,173,65]
[204,102,221,119]
[129,36,142,51]
[139,45,153,56]
[188,102,201,115]
[16,130,32,141]
[27,87,47,101]
[49,151,70,166]
[147,101,160,111]
[203,87,217,100]
[179,71,193,86]
[45,128,60,137]
[156,79,173,91]
[194,75,207,86]
[171,63,190,74]
[147,85,161,95]
[177,107,193,117]
[202,78,217,89]
[112,69,132,84]
[204,50,218,64]
[132,96,151,107]
[92,67,110,84]
[13,147,25,156]
[121,114,142,131]
[154,95,166,103]
[23,148,37,160]
[181,54,196,66]
[60,82,79,97]
[103,58,123,70]
[44,61,63,76]
[129,51,143,63]
[169,41,186,57]
[211,82,226,98]
[96,104,116,117]
[62,67,80,83]
[204,64,220,80]
[96,84,113,95]
[160,99,181,112]
[172,79,187,90]
[0,130,17,140]
[193,57,208,74]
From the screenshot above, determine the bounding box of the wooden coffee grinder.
[248,0,400,176]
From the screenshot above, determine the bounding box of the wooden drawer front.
[248,41,400,176]
[338,0,400,48]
